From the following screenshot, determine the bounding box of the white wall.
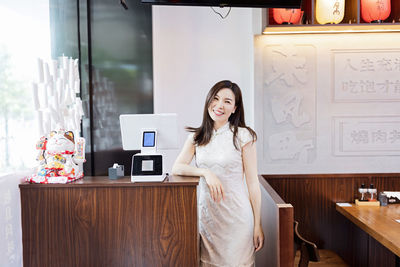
[154,6,400,176]
[152,6,261,172]
[255,33,400,174]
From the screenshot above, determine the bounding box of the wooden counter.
[20,175,199,267]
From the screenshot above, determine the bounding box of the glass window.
[0,1,50,174]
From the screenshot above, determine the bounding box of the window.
[0,1,50,174]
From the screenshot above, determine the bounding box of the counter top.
[19,175,200,188]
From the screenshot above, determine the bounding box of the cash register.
[120,114,178,182]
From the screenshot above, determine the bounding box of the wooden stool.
[294,221,349,267]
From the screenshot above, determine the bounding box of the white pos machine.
[119,114,178,182]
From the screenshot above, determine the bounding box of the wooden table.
[336,203,400,266]
[20,175,199,267]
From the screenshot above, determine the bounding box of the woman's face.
[208,88,236,127]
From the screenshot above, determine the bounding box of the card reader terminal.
[131,129,165,182]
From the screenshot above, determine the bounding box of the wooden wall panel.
[263,173,400,267]
[278,206,294,267]
[368,236,396,267]
[20,183,198,267]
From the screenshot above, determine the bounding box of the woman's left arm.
[242,141,264,252]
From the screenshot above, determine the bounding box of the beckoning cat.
[27,129,84,184]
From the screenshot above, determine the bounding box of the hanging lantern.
[316,0,345,24]
[361,0,391,23]
[273,8,303,24]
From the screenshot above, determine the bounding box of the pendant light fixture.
[273,8,303,24]
[316,0,345,24]
[361,0,391,23]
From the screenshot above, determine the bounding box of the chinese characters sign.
[262,44,317,164]
[333,116,400,156]
[333,50,400,102]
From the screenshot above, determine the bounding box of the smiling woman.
[0,1,51,175]
[172,80,263,267]
[208,88,237,129]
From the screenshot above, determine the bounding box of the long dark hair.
[186,80,257,150]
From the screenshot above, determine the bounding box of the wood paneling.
[20,176,199,267]
[368,236,396,267]
[263,173,400,267]
[278,206,294,267]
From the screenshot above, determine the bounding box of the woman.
[172,80,264,267]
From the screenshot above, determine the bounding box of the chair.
[294,221,349,267]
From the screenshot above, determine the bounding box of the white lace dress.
[189,122,255,267]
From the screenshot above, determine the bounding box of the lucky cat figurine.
[27,129,85,184]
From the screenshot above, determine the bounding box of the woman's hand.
[203,169,225,202]
[254,224,264,252]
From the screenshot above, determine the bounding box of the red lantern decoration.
[273,8,303,25]
[361,0,391,23]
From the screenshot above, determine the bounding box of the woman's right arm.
[172,136,225,202]
[171,136,206,177]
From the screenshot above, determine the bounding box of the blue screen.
[143,132,155,147]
